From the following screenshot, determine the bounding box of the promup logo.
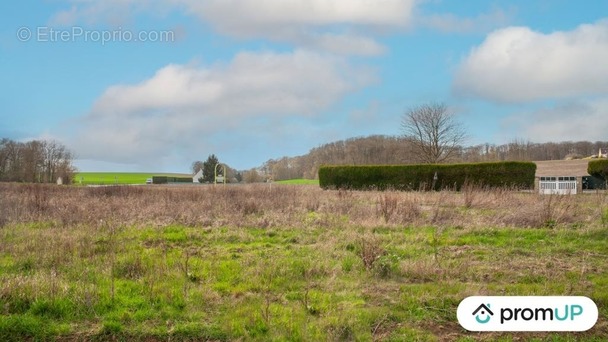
[472,304,493,324]
[457,296,598,332]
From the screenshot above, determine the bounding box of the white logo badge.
[457,296,598,331]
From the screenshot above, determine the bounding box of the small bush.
[355,234,385,271]
[462,180,484,208]
[539,194,575,229]
[376,194,398,222]
[373,253,400,278]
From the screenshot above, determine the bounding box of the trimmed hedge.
[152,176,192,184]
[318,161,536,191]
[588,159,608,179]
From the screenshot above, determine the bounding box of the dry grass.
[1,183,602,230]
[0,183,607,341]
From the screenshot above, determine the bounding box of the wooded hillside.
[258,136,608,181]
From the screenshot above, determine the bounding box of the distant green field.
[74,172,191,185]
[275,178,319,185]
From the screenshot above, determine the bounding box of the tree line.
[252,103,608,181]
[194,103,607,183]
[254,137,608,182]
[0,138,76,183]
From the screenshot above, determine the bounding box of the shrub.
[355,234,385,271]
[319,162,536,191]
[152,176,168,184]
[152,176,192,184]
[588,159,608,179]
[168,177,193,183]
[376,194,398,222]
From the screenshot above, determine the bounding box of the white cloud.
[180,0,415,55]
[50,0,416,55]
[72,50,375,168]
[50,0,169,26]
[91,50,371,117]
[501,99,608,142]
[454,20,608,102]
[279,31,386,56]
[181,0,414,30]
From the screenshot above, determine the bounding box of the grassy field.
[74,172,192,185]
[0,183,607,341]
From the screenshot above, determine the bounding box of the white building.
[193,169,203,183]
[535,160,590,195]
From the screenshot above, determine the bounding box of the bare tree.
[22,140,44,182]
[0,138,21,181]
[191,160,204,174]
[243,169,263,183]
[401,103,466,164]
[0,138,75,183]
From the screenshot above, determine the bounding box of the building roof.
[534,159,590,177]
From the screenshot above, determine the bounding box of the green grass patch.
[2,221,606,340]
[74,172,191,185]
[1,185,607,340]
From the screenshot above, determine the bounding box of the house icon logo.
[472,303,494,324]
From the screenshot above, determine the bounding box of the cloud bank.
[52,0,417,56]
[454,20,608,102]
[72,50,375,167]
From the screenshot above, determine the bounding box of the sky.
[1,0,607,172]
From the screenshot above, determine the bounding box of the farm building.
[535,159,605,194]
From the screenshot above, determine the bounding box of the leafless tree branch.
[401,103,467,163]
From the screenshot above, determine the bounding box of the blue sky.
[1,0,607,172]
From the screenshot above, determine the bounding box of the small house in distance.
[535,159,604,194]
[193,169,203,183]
